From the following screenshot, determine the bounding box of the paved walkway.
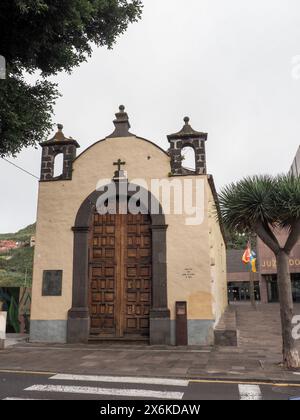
[0,303,300,383]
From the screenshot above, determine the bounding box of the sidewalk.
[0,303,299,384]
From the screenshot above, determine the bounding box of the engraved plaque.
[42,270,63,296]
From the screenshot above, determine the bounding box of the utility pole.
[249,268,256,309]
[248,237,257,309]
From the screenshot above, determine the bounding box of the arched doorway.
[67,183,170,345]
[89,210,152,340]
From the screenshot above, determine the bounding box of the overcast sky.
[1,0,300,233]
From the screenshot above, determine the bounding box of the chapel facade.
[30,107,227,345]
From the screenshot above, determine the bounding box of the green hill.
[0,223,36,243]
[0,223,35,287]
[0,247,34,287]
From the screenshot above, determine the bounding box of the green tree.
[224,228,256,250]
[0,73,58,156]
[0,0,143,156]
[219,174,300,369]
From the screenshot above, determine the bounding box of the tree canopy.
[0,0,143,156]
[218,174,300,253]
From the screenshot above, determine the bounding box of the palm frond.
[273,174,300,229]
[218,175,276,232]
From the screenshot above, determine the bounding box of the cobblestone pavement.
[0,303,299,383]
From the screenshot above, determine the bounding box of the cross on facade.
[113,159,126,171]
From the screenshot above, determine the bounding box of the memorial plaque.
[42,270,63,296]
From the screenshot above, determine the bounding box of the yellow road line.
[0,369,299,388]
[189,379,300,388]
[0,369,56,376]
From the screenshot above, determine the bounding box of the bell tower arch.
[167,117,207,176]
[39,124,80,181]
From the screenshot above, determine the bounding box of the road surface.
[0,371,299,401]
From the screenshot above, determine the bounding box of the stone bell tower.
[167,117,207,176]
[39,124,80,181]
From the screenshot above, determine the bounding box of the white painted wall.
[0,312,7,340]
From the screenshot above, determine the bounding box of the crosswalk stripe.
[3,397,47,400]
[25,384,184,400]
[50,374,189,387]
[238,384,262,400]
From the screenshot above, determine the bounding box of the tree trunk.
[276,250,300,369]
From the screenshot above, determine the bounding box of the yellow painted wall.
[31,135,227,324]
[207,181,228,325]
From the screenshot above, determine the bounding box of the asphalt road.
[0,371,299,401]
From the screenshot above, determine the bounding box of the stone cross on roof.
[113,158,126,171]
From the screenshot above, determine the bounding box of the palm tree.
[219,174,300,369]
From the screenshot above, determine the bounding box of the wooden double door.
[89,211,152,339]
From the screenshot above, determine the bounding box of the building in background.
[227,145,300,304]
[227,249,260,302]
[30,236,35,248]
[0,240,20,254]
[257,232,300,303]
[257,145,300,303]
[290,145,300,176]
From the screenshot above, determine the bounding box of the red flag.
[242,242,251,265]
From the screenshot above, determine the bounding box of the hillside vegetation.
[0,223,35,287]
[0,223,36,243]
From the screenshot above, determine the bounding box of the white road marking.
[3,397,47,400]
[238,384,262,400]
[50,374,189,387]
[293,372,300,375]
[25,384,184,400]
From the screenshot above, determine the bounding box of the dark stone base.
[169,319,215,346]
[30,320,67,343]
[67,307,90,343]
[66,307,171,345]
[150,309,171,345]
[67,317,90,343]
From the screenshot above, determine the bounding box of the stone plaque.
[42,270,63,296]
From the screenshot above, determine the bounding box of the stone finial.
[52,123,66,141]
[108,105,133,138]
[40,124,80,147]
[167,117,207,141]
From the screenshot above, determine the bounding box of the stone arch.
[181,144,197,172]
[67,182,170,345]
[53,152,64,178]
